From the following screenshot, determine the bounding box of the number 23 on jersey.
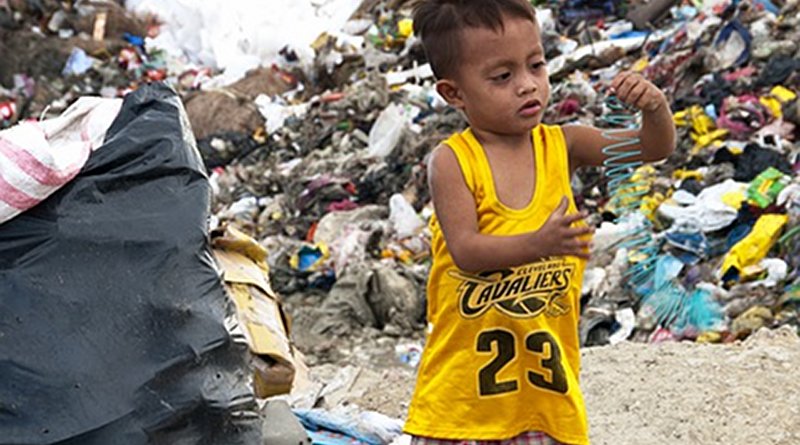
[476,328,568,397]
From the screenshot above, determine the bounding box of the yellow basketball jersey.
[404,125,589,444]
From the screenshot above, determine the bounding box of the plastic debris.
[294,407,404,445]
[62,47,94,76]
[368,103,411,158]
[746,167,791,209]
[389,194,425,239]
[291,243,331,272]
[395,342,423,367]
[721,214,789,284]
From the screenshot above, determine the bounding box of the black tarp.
[0,83,262,445]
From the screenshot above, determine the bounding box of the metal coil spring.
[601,95,661,293]
[601,95,728,335]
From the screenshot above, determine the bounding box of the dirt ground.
[304,326,800,445]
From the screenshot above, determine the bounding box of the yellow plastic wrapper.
[674,105,712,133]
[760,86,798,119]
[674,105,728,152]
[760,96,784,119]
[397,18,414,38]
[771,85,797,103]
[673,169,703,181]
[721,190,745,209]
[721,214,789,281]
[693,129,728,151]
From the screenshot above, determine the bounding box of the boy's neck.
[471,125,535,151]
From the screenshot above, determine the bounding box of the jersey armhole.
[442,140,477,196]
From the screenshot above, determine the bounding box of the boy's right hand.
[533,197,593,259]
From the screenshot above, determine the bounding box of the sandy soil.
[582,326,800,445]
[304,326,800,445]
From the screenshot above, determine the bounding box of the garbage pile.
[0,0,157,125]
[3,0,800,443]
[3,0,800,377]
[566,0,800,346]
[206,0,800,351]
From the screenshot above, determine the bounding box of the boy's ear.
[435,79,464,109]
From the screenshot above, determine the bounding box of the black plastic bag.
[0,83,262,445]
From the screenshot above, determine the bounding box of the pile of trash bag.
[0,83,263,444]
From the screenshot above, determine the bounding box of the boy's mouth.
[518,99,542,117]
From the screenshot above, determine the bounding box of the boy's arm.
[564,71,676,172]
[429,145,592,274]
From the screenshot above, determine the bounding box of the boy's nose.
[517,80,538,96]
[517,72,539,96]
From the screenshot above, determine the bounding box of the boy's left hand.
[610,71,666,113]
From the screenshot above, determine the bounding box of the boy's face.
[437,16,550,136]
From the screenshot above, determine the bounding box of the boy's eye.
[491,72,511,82]
[530,61,546,70]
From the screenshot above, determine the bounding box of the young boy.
[404,1,676,444]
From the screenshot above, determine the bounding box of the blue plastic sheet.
[62,48,93,76]
[637,253,724,337]
[673,288,725,336]
[294,409,403,445]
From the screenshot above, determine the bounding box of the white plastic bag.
[657,179,746,232]
[0,98,122,224]
[126,0,362,83]
[389,194,424,239]
[368,104,408,158]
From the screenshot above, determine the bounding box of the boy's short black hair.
[412,0,538,79]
